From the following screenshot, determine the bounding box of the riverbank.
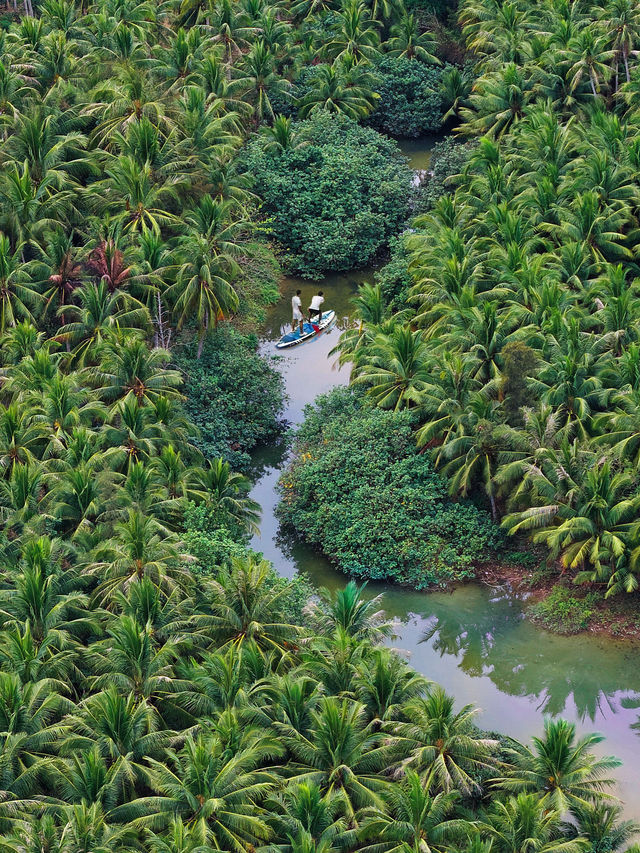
[476,561,640,641]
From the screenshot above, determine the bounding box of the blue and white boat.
[275,310,336,349]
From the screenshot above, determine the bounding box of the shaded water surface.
[249,259,640,819]
[398,134,441,170]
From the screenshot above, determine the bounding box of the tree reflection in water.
[407,584,640,724]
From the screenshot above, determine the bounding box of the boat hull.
[275,310,336,349]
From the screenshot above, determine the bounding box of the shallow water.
[249,268,640,818]
[398,134,441,170]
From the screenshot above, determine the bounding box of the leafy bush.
[234,241,281,329]
[277,387,500,588]
[368,56,443,138]
[242,112,412,277]
[176,326,285,471]
[530,586,600,635]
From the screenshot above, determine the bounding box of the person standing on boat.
[308,291,324,326]
[291,289,304,334]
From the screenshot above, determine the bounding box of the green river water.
[248,140,640,817]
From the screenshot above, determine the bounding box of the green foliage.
[501,341,540,425]
[0,0,634,846]
[242,112,412,277]
[183,502,312,624]
[176,326,285,471]
[368,56,443,137]
[278,387,500,587]
[375,236,413,311]
[233,241,282,329]
[414,135,475,211]
[530,586,601,635]
[337,0,640,593]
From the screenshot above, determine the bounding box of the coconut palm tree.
[458,63,534,137]
[353,326,432,410]
[208,0,258,63]
[277,697,398,817]
[386,13,439,63]
[603,0,640,87]
[325,0,380,64]
[0,162,75,251]
[31,230,83,327]
[90,156,183,235]
[483,793,587,853]
[568,800,639,852]
[0,551,92,645]
[238,40,291,123]
[394,686,498,796]
[88,511,193,604]
[191,458,260,535]
[358,770,467,853]
[305,581,394,643]
[0,671,72,799]
[497,718,621,811]
[166,233,240,357]
[502,460,640,593]
[86,615,180,710]
[0,234,42,334]
[562,30,615,97]
[355,647,429,727]
[60,686,176,797]
[91,335,182,408]
[0,620,77,686]
[297,62,379,120]
[109,733,277,850]
[0,462,45,537]
[85,238,133,294]
[0,404,46,470]
[266,782,349,853]
[192,555,301,652]
[57,282,150,366]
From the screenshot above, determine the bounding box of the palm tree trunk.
[624,49,631,84]
[489,492,498,522]
[590,76,597,97]
[197,309,209,359]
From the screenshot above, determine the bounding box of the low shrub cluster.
[530,586,601,635]
[367,56,443,137]
[242,112,412,277]
[176,327,285,471]
[414,135,476,211]
[278,387,500,587]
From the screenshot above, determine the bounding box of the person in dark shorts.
[308,291,324,325]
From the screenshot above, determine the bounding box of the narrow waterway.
[248,139,640,817]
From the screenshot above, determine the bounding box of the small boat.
[275,310,336,349]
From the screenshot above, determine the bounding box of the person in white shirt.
[308,291,324,325]
[291,289,303,333]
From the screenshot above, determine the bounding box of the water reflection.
[389,585,640,723]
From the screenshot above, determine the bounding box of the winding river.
[248,141,640,817]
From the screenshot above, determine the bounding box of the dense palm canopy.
[0,0,634,848]
[339,0,640,597]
